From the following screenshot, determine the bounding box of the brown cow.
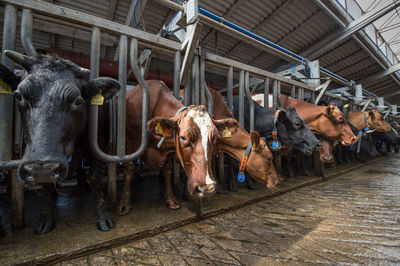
[347,109,391,132]
[208,88,279,189]
[119,80,244,214]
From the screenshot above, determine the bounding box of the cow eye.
[179,136,190,147]
[14,91,23,102]
[74,97,84,106]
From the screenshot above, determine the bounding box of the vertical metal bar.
[173,51,181,100]
[183,74,191,106]
[238,70,244,127]
[192,55,200,105]
[21,9,37,56]
[244,71,254,132]
[2,4,24,231]
[277,80,282,107]
[227,66,233,111]
[204,80,213,114]
[264,78,269,110]
[117,35,127,156]
[90,27,101,79]
[298,87,304,101]
[272,80,278,111]
[199,55,205,106]
[173,51,181,199]
[291,85,296,98]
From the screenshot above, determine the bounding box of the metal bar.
[244,71,254,132]
[204,80,213,114]
[314,80,331,105]
[88,33,149,162]
[173,51,181,100]
[272,80,278,111]
[21,9,37,56]
[117,35,127,156]
[192,55,200,105]
[200,55,205,106]
[277,80,282,107]
[3,0,181,52]
[227,66,233,111]
[264,78,269,110]
[183,74,191,106]
[204,52,313,91]
[291,85,296,98]
[238,70,244,127]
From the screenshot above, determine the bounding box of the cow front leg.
[89,162,115,231]
[35,183,56,234]
[117,162,135,215]
[162,155,180,209]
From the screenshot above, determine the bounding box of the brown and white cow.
[120,80,244,214]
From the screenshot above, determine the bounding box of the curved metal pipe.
[244,71,254,132]
[88,31,149,162]
[0,159,21,169]
[21,9,37,56]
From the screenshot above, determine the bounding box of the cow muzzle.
[18,160,68,185]
[195,183,216,197]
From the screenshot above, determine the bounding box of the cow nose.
[322,156,333,163]
[18,160,68,184]
[196,183,215,196]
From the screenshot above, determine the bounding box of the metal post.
[277,80,282,107]
[192,55,200,105]
[244,71,254,132]
[200,55,205,106]
[184,74,191,106]
[264,78,269,110]
[173,51,181,100]
[272,80,278,111]
[227,67,233,111]
[21,9,37,56]
[291,85,296,98]
[238,70,244,127]
[2,4,24,231]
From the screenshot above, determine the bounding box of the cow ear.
[86,77,120,100]
[368,110,375,118]
[0,63,20,91]
[250,131,261,148]
[214,118,240,137]
[147,117,177,138]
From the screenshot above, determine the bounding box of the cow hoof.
[35,215,54,234]
[96,215,115,231]
[117,203,132,216]
[166,199,181,209]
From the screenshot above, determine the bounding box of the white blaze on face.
[187,108,214,185]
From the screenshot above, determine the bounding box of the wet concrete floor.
[55,155,400,265]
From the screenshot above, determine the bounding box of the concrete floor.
[55,155,400,265]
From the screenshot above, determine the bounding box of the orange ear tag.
[155,122,164,135]
[222,126,232,138]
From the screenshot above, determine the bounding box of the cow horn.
[4,50,33,70]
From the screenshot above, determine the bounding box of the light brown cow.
[347,109,391,132]
[208,88,279,188]
[119,80,244,214]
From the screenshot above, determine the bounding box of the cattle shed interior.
[0,0,400,106]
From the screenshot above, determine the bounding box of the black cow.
[0,51,120,234]
[372,130,399,154]
[231,96,320,155]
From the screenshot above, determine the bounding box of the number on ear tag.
[222,126,232,138]
[155,122,164,135]
[91,90,104,105]
[237,172,245,183]
[0,78,12,94]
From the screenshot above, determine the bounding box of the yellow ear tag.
[222,126,232,138]
[155,122,164,135]
[252,142,257,149]
[0,78,12,94]
[343,104,349,108]
[91,90,104,105]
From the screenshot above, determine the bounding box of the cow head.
[360,131,380,157]
[317,103,358,146]
[215,120,279,189]
[4,51,120,185]
[275,107,320,155]
[318,137,336,163]
[367,109,391,132]
[148,105,218,198]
